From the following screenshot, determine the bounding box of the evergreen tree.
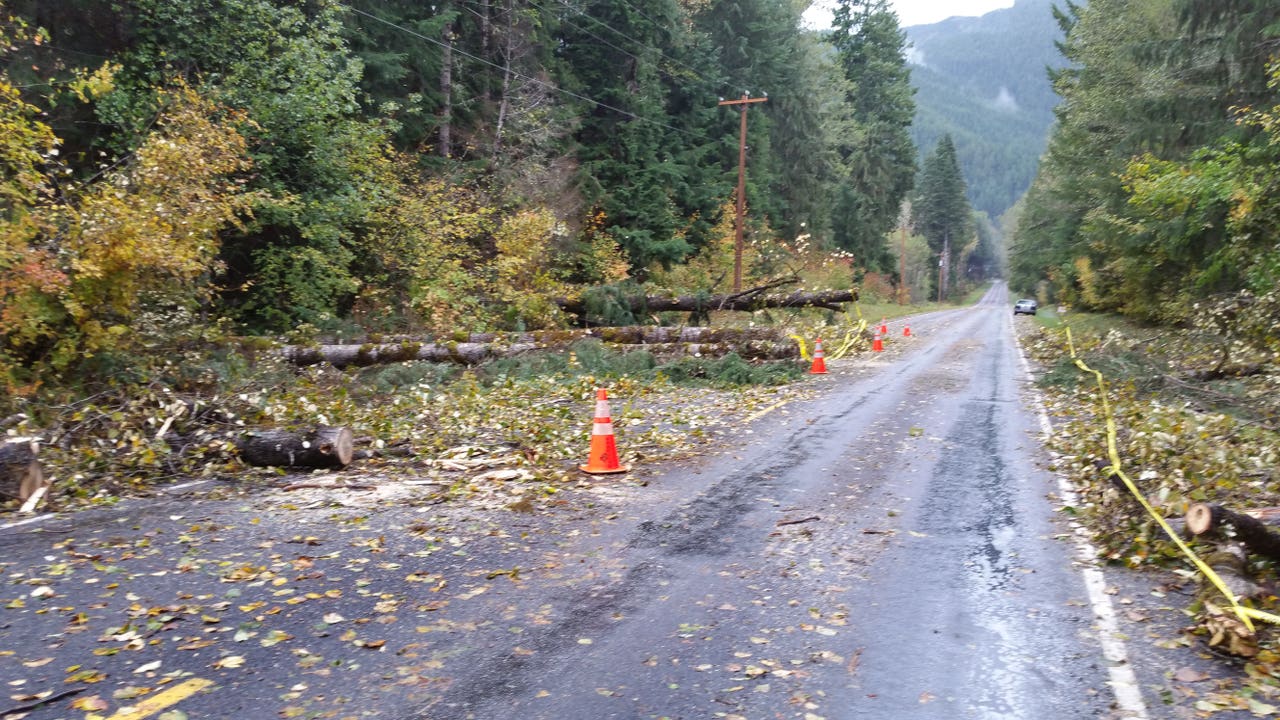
[829,0,917,262]
[697,0,839,242]
[913,135,971,299]
[556,0,706,271]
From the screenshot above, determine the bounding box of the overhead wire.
[453,0,720,87]
[346,5,710,140]
[522,0,641,64]
[540,0,719,86]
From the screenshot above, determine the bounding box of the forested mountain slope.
[1,0,928,394]
[905,0,1066,219]
[1008,0,1280,335]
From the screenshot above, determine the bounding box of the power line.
[347,5,708,141]
[607,0,666,35]
[544,0,718,86]
[523,0,641,65]
[455,0,717,87]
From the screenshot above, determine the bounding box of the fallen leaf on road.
[1173,667,1210,683]
[114,685,150,699]
[847,648,863,674]
[71,695,109,711]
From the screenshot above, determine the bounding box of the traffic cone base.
[581,389,630,474]
[810,337,828,374]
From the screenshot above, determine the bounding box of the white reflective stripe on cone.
[592,422,614,435]
[595,401,611,416]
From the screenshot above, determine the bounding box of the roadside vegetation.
[1006,0,1280,705]
[1020,309,1280,713]
[2,254,969,513]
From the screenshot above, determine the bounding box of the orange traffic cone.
[810,337,828,374]
[879,318,888,335]
[580,389,629,474]
[872,328,884,352]
[903,324,912,337]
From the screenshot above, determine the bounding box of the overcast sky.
[890,0,1015,27]
[804,0,1016,30]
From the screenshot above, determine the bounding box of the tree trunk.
[480,0,491,80]
[237,427,355,469]
[492,0,514,154]
[439,20,454,158]
[1186,502,1280,561]
[556,286,858,318]
[282,327,799,368]
[0,438,44,501]
[284,341,541,368]
[446,326,787,345]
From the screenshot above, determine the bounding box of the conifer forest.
[1,0,940,395]
[4,2,1280,717]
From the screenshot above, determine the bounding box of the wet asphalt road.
[0,283,1125,720]
[439,283,1114,720]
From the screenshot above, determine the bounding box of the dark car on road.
[1014,299,1038,315]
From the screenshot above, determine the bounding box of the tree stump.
[237,427,355,469]
[0,438,45,501]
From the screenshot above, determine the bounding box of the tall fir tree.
[913,135,971,299]
[828,0,917,266]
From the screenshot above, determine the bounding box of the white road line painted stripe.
[1013,326,1150,720]
[162,479,211,493]
[1,479,212,530]
[0,513,56,530]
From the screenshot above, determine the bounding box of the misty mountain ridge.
[904,0,1069,220]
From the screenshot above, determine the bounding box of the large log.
[1186,502,1280,561]
[237,427,355,469]
[283,341,539,368]
[556,287,859,316]
[451,326,788,345]
[0,438,44,501]
[283,327,800,368]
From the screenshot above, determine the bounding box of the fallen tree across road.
[282,328,802,368]
[555,286,859,318]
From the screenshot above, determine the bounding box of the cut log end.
[237,426,356,469]
[1185,502,1280,562]
[1,439,45,502]
[1187,502,1218,536]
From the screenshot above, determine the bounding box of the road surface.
[0,283,1140,720]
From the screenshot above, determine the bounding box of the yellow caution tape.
[789,334,810,361]
[829,331,856,360]
[792,300,869,364]
[829,319,866,360]
[1064,326,1280,630]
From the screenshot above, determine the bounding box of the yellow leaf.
[71,695,109,711]
[212,655,245,669]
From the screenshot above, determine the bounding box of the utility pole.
[719,92,767,292]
